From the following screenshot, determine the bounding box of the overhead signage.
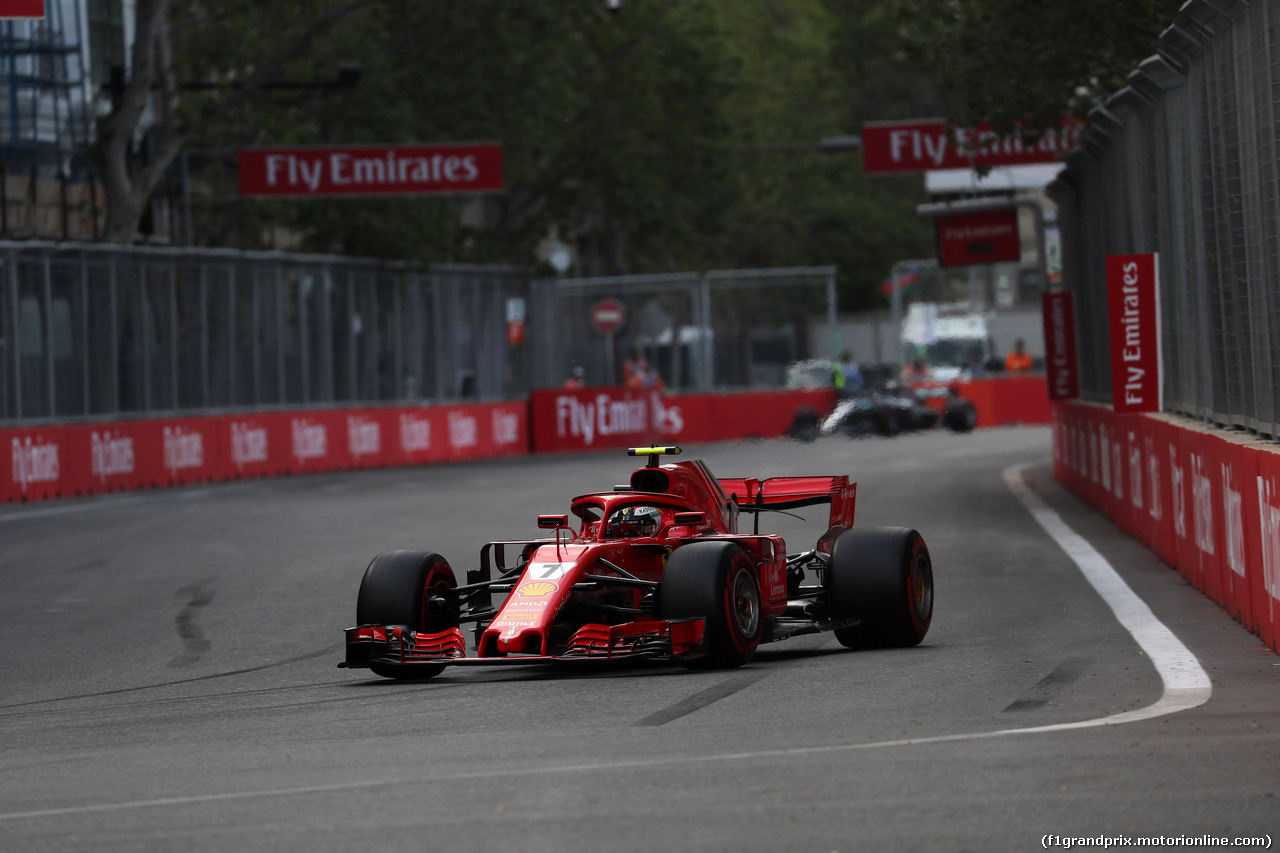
[1106,253,1162,413]
[238,143,503,198]
[1041,291,1079,400]
[935,208,1021,268]
[862,118,1086,174]
[0,0,44,18]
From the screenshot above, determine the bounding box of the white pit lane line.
[0,462,1212,823]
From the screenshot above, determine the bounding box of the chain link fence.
[0,241,835,425]
[528,267,836,392]
[0,243,532,423]
[1049,0,1280,439]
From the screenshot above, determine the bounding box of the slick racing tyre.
[658,541,762,668]
[943,399,977,432]
[879,409,902,437]
[356,550,458,679]
[825,527,932,649]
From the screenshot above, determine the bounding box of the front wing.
[339,618,708,672]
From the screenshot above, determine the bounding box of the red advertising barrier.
[529,386,837,454]
[1254,450,1280,650]
[1053,401,1280,652]
[2,401,528,505]
[910,374,1053,428]
[2,376,1053,504]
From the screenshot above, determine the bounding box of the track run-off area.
[1,427,1276,851]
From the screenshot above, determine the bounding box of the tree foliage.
[116,0,953,310]
[98,0,376,243]
[894,0,1184,130]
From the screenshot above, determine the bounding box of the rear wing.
[718,476,856,544]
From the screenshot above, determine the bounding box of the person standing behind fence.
[623,350,646,387]
[564,366,585,389]
[1004,338,1033,372]
[966,346,987,380]
[832,351,863,397]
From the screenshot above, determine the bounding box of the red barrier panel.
[1080,407,1100,512]
[1213,433,1254,626]
[1144,416,1178,567]
[1071,408,1090,496]
[992,374,1054,425]
[1191,428,1227,605]
[528,387,836,454]
[701,390,837,442]
[1099,410,1129,535]
[1054,402,1280,651]
[1116,413,1144,542]
[910,374,1050,428]
[3,402,529,505]
[1254,448,1280,650]
[1051,404,1068,482]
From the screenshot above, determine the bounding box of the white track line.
[0,462,1212,822]
[997,462,1212,729]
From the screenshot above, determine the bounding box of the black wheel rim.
[728,565,760,639]
[910,550,933,624]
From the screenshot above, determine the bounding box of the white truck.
[900,302,993,382]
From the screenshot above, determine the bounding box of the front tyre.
[826,527,932,649]
[356,550,457,679]
[659,542,762,668]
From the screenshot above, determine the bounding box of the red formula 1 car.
[341,446,933,679]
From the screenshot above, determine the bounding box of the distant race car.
[341,446,934,678]
[784,359,975,439]
[818,384,940,437]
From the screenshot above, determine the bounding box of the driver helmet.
[608,505,662,537]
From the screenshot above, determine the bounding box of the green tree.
[171,0,944,311]
[98,0,377,244]
[710,0,938,310]
[894,0,1183,130]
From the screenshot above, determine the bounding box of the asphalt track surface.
[1,427,1276,852]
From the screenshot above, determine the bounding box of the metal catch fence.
[529,267,836,392]
[0,241,835,425]
[1049,0,1280,439]
[0,243,532,423]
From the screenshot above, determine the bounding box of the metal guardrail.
[0,240,835,426]
[1048,0,1280,440]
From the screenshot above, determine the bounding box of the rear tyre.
[356,550,457,679]
[826,527,932,649]
[659,541,762,668]
[944,399,977,432]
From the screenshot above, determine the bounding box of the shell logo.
[517,581,558,598]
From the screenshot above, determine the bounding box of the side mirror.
[538,514,569,529]
[673,512,705,526]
